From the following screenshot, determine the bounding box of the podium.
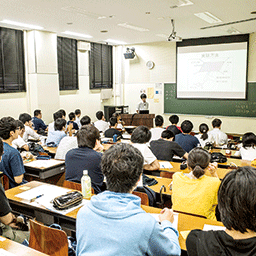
[121,114,155,128]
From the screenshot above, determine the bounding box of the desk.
[147,175,172,196]
[0,236,48,255]
[43,146,57,157]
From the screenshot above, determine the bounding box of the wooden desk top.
[0,236,48,255]
[23,159,65,170]
[147,175,172,196]
[43,146,57,154]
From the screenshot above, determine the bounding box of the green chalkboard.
[164,83,256,117]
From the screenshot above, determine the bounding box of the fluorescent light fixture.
[118,23,149,32]
[62,31,92,38]
[221,26,241,35]
[170,0,193,8]
[0,19,44,30]
[106,39,127,45]
[194,12,222,24]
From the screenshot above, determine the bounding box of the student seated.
[175,120,200,153]
[94,110,109,133]
[186,166,256,256]
[150,130,188,161]
[48,110,63,133]
[76,143,181,256]
[80,115,91,126]
[0,117,27,188]
[172,148,220,220]
[67,112,79,131]
[195,123,213,148]
[74,109,81,128]
[19,113,41,142]
[112,112,125,129]
[32,109,48,132]
[167,115,182,135]
[104,117,122,139]
[131,126,160,171]
[65,125,104,194]
[12,120,29,151]
[149,115,165,142]
[208,118,228,146]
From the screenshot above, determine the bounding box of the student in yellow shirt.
[172,147,220,220]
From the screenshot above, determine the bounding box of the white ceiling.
[0,0,256,45]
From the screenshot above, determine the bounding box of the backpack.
[134,186,157,207]
[211,152,227,163]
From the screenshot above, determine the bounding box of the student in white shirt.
[12,120,29,151]
[136,93,149,113]
[75,109,82,129]
[48,110,65,133]
[208,118,228,146]
[150,115,165,142]
[195,123,213,148]
[94,111,109,133]
[112,112,125,130]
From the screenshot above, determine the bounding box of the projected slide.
[177,42,247,99]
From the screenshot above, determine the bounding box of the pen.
[30,194,44,202]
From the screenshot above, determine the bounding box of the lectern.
[121,114,155,128]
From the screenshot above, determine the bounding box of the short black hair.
[59,109,66,118]
[15,120,25,130]
[34,109,41,117]
[101,143,144,193]
[161,130,175,139]
[77,124,100,148]
[53,111,63,121]
[199,123,209,141]
[140,93,147,99]
[131,126,151,144]
[181,120,193,133]
[169,115,179,124]
[187,147,211,179]
[242,132,256,148]
[54,118,66,131]
[19,113,32,124]
[0,139,3,157]
[212,118,222,128]
[0,117,17,140]
[218,166,256,233]
[75,109,81,115]
[112,112,120,118]
[80,115,91,126]
[96,111,104,120]
[68,112,76,121]
[109,117,117,127]
[155,115,163,127]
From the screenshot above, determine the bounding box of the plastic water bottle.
[81,170,91,199]
[113,134,118,142]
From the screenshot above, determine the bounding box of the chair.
[2,174,9,190]
[132,191,149,206]
[62,180,95,194]
[160,171,174,179]
[29,219,68,256]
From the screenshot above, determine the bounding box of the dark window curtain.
[90,43,113,89]
[57,37,78,90]
[0,27,25,93]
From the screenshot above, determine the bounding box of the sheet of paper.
[122,134,131,139]
[147,87,154,99]
[150,213,179,230]
[24,159,63,168]
[19,186,31,191]
[203,224,226,231]
[0,249,16,256]
[180,230,191,240]
[0,237,6,241]
[160,161,173,169]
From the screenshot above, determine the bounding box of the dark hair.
[77,124,100,148]
[0,139,3,157]
[161,130,175,139]
[101,143,144,193]
[59,109,66,118]
[242,132,256,149]
[140,93,147,99]
[34,109,41,117]
[80,115,91,126]
[54,118,66,131]
[187,147,211,179]
[212,118,222,128]
[112,112,120,118]
[0,117,17,140]
[181,120,193,133]
[75,109,81,115]
[218,166,256,233]
[68,112,76,121]
[109,117,117,127]
[199,123,209,141]
[19,113,32,124]
[131,126,151,144]
[15,120,25,130]
[169,115,179,124]
[155,115,163,127]
[96,111,104,120]
[53,111,63,121]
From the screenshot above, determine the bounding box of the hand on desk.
[207,162,218,178]
[159,208,174,223]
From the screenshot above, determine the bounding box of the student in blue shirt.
[32,109,48,132]
[0,117,27,188]
[67,112,79,131]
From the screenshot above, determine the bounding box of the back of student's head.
[169,115,179,125]
[68,112,75,121]
[53,111,63,121]
[80,115,91,126]
[112,112,120,118]
[131,126,151,144]
[0,117,17,140]
[59,109,66,118]
[109,117,117,127]
[140,93,147,99]
[19,113,32,124]
[212,118,222,128]
[54,118,66,131]
[218,166,256,233]
[34,109,41,117]
[96,111,104,120]
[75,109,81,116]
[161,130,175,139]
[77,124,100,148]
[199,123,209,141]
[155,115,163,127]
[181,120,193,133]
[187,147,211,179]
[101,143,144,193]
[242,132,256,149]
[15,120,25,130]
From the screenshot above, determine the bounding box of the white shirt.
[235,146,256,161]
[23,125,41,142]
[208,128,228,145]
[48,122,55,132]
[149,127,165,142]
[132,143,156,165]
[12,135,27,149]
[195,133,213,148]
[55,136,78,160]
[75,117,81,129]
[136,101,149,111]
[94,120,109,133]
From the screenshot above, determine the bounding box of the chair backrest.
[2,174,9,190]
[63,180,95,194]
[29,219,68,256]
[160,171,174,179]
[132,191,149,206]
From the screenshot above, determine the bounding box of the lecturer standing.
[136,93,149,113]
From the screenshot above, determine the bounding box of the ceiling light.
[0,19,44,30]
[118,23,149,32]
[62,31,92,38]
[170,0,193,8]
[98,16,106,19]
[106,39,127,45]
[194,12,222,24]
[221,26,241,35]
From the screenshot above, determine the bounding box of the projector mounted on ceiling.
[167,19,182,42]
[124,47,135,59]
